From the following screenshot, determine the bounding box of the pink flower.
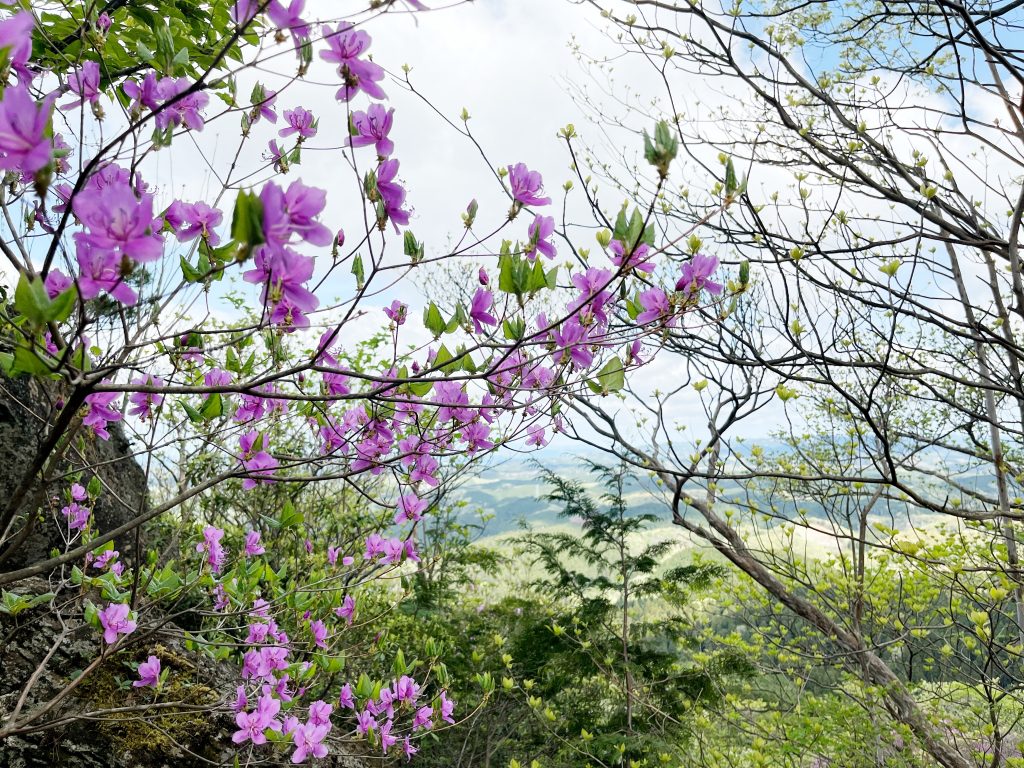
[526,215,556,260]
[64,61,101,109]
[380,718,397,753]
[98,602,136,645]
[394,675,420,704]
[335,594,355,625]
[526,423,548,448]
[395,493,427,524]
[291,723,329,763]
[412,705,432,731]
[196,525,226,573]
[268,0,310,40]
[508,162,551,207]
[636,286,671,325]
[320,22,386,102]
[308,699,332,726]
[403,738,418,760]
[0,84,56,174]
[470,288,498,333]
[439,691,455,723]
[610,238,654,274]
[279,107,317,139]
[327,546,340,566]
[133,655,161,688]
[239,431,279,490]
[244,530,265,556]
[338,683,355,709]
[309,619,328,649]
[83,390,122,441]
[0,12,35,80]
[127,375,164,420]
[44,269,72,299]
[347,104,394,157]
[676,253,722,295]
[383,300,407,326]
[62,502,91,531]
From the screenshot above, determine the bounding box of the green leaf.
[200,393,223,421]
[14,273,50,325]
[423,302,446,338]
[351,254,365,289]
[11,345,52,376]
[46,286,78,323]
[588,357,625,394]
[181,401,203,423]
[725,157,738,195]
[230,190,265,254]
[180,255,201,283]
[280,500,304,528]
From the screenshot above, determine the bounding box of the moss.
[74,644,224,762]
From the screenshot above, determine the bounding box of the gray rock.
[0,372,148,572]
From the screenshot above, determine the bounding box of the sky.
[11,0,1002,456]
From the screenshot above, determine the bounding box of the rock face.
[0,372,148,571]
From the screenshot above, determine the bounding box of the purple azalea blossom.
[338,683,355,709]
[83,390,122,440]
[133,655,161,688]
[439,691,455,724]
[412,705,432,731]
[308,700,332,726]
[64,61,101,109]
[676,253,723,295]
[176,202,223,245]
[244,530,265,556]
[127,374,165,420]
[122,71,162,116]
[268,0,310,40]
[279,107,317,139]
[526,423,548,448]
[291,723,329,763]
[383,300,407,326]
[44,270,72,299]
[252,88,278,123]
[243,245,319,329]
[196,525,227,573]
[507,162,551,207]
[309,619,328,649]
[335,594,355,625]
[395,493,427,524]
[347,104,395,157]
[636,286,671,324]
[98,602,136,644]
[239,430,279,489]
[62,501,91,531]
[376,159,411,230]
[154,77,209,131]
[0,12,35,79]
[320,22,386,102]
[404,738,418,760]
[380,719,398,753]
[230,0,260,25]
[470,288,498,333]
[261,180,332,246]
[233,694,282,745]
[0,84,56,174]
[73,174,163,264]
[526,215,556,259]
[609,239,654,274]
